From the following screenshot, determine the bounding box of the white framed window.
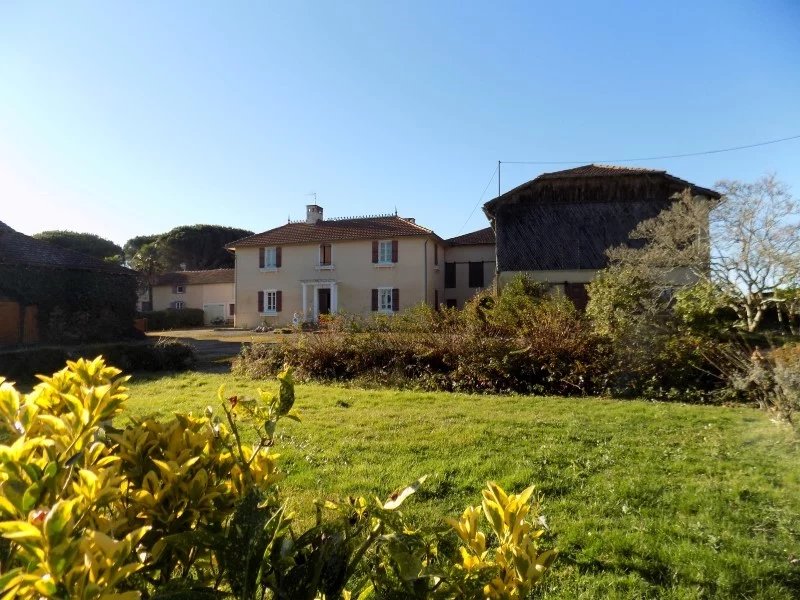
[172,301,185,309]
[264,247,278,268]
[264,290,277,314]
[378,240,393,264]
[378,287,393,312]
[176,285,186,294]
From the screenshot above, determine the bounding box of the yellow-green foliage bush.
[0,357,556,599]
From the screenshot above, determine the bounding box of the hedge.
[0,339,195,381]
[139,308,204,330]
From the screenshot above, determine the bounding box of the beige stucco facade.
[234,236,444,328]
[152,282,235,324]
[442,244,496,308]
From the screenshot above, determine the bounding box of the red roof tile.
[154,269,235,286]
[227,215,438,248]
[446,227,495,246]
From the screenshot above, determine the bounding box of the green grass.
[125,371,800,599]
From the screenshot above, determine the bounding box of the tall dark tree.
[124,225,253,271]
[34,230,124,264]
[123,234,160,265]
[158,225,253,270]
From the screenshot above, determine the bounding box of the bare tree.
[608,174,800,332]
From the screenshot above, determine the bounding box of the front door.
[318,288,331,316]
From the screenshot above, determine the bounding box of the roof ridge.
[589,163,665,172]
[164,267,234,273]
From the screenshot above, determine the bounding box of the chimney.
[306,204,323,224]
[405,217,415,224]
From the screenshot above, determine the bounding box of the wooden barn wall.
[496,198,672,271]
[494,178,679,272]
[0,301,20,346]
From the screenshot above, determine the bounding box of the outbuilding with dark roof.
[482,164,720,308]
[0,222,137,346]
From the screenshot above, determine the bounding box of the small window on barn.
[171,301,185,310]
[468,262,484,288]
[175,285,186,294]
[444,262,456,288]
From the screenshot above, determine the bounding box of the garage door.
[203,303,226,325]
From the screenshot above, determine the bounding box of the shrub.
[234,286,608,396]
[718,343,800,426]
[0,340,195,381]
[140,308,204,330]
[772,344,800,425]
[0,358,557,598]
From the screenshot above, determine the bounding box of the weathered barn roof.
[445,227,495,246]
[481,165,719,272]
[227,215,440,249]
[154,268,235,286]
[483,164,720,217]
[0,221,132,274]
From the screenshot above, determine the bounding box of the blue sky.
[1,1,798,246]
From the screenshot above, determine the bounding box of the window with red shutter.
[391,240,398,263]
[371,289,378,311]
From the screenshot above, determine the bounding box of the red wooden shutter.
[276,247,282,268]
[391,240,398,263]
[371,241,378,263]
[392,288,399,312]
[259,248,265,268]
[276,290,282,312]
[371,289,378,311]
[257,291,264,313]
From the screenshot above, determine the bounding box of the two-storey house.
[226,205,445,327]
[139,268,236,324]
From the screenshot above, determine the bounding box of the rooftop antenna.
[306,192,317,204]
[394,206,398,216]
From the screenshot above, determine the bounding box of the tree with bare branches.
[604,174,800,332]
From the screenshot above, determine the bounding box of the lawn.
[125,371,800,599]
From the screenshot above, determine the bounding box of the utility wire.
[501,133,800,165]
[456,164,498,235]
